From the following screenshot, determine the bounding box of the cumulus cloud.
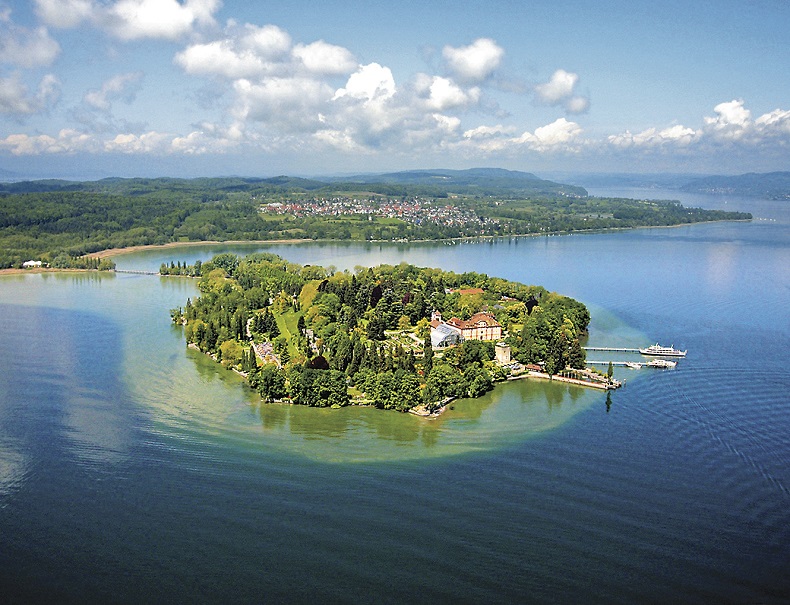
[0,73,60,116]
[34,0,220,40]
[175,23,359,82]
[703,99,752,140]
[104,130,171,153]
[175,24,293,79]
[534,69,589,114]
[443,38,504,82]
[84,72,143,111]
[608,100,790,153]
[608,124,699,149]
[233,76,334,133]
[0,128,94,155]
[755,108,790,135]
[413,74,480,111]
[333,63,395,101]
[293,40,357,75]
[0,19,60,68]
[461,118,583,154]
[34,0,94,29]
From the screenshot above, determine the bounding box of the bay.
[0,189,788,603]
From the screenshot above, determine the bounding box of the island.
[169,253,615,415]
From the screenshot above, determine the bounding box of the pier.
[115,269,160,276]
[586,360,638,366]
[582,346,641,353]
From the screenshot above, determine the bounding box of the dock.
[582,346,641,353]
[115,269,160,276]
[586,360,639,366]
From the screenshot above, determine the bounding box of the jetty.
[114,269,160,276]
[582,346,641,353]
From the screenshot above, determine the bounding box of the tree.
[423,335,433,375]
[607,361,614,382]
[256,364,287,402]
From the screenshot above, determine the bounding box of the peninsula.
[170,253,614,414]
[0,169,752,269]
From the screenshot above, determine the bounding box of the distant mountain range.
[0,168,588,198]
[322,168,588,197]
[680,172,790,199]
[2,167,787,199]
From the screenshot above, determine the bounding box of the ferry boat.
[639,343,687,357]
[646,359,677,368]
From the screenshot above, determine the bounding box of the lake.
[1,189,788,603]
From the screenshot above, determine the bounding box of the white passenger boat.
[646,359,677,368]
[639,343,687,357]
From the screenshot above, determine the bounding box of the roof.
[455,288,484,296]
[448,312,501,330]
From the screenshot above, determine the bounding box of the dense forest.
[0,174,752,268]
[170,253,592,412]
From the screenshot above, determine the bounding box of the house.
[429,309,503,346]
[446,312,502,342]
[22,260,42,268]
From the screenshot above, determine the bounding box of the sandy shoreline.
[86,239,311,259]
[4,216,750,273]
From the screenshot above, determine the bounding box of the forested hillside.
[0,174,751,268]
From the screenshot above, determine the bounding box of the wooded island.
[170,253,596,413]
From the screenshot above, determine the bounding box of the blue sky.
[1,0,789,178]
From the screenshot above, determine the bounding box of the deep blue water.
[1,190,788,603]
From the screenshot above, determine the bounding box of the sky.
[1,0,789,178]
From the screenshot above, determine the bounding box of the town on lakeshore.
[168,253,646,416]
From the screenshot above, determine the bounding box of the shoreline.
[83,217,751,260]
[2,217,750,277]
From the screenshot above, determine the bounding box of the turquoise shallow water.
[1,190,788,603]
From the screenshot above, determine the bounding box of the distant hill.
[680,172,790,199]
[0,168,588,198]
[322,168,588,197]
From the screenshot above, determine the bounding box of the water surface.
[1,189,788,603]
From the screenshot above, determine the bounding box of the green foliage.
[175,252,591,412]
[0,176,751,268]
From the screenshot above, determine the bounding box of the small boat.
[646,359,677,368]
[639,343,687,357]
[625,362,642,369]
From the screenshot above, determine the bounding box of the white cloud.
[443,38,504,82]
[175,40,270,79]
[703,99,752,141]
[234,76,333,132]
[459,118,583,154]
[608,124,699,149]
[104,130,171,153]
[463,124,518,139]
[755,108,790,135]
[34,0,93,29]
[0,21,60,68]
[0,128,94,155]
[175,24,359,80]
[34,0,220,40]
[292,40,357,75]
[333,63,396,102]
[0,73,60,116]
[84,72,143,111]
[416,75,480,111]
[534,69,589,114]
[525,118,583,151]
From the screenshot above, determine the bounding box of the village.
[260,194,501,230]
